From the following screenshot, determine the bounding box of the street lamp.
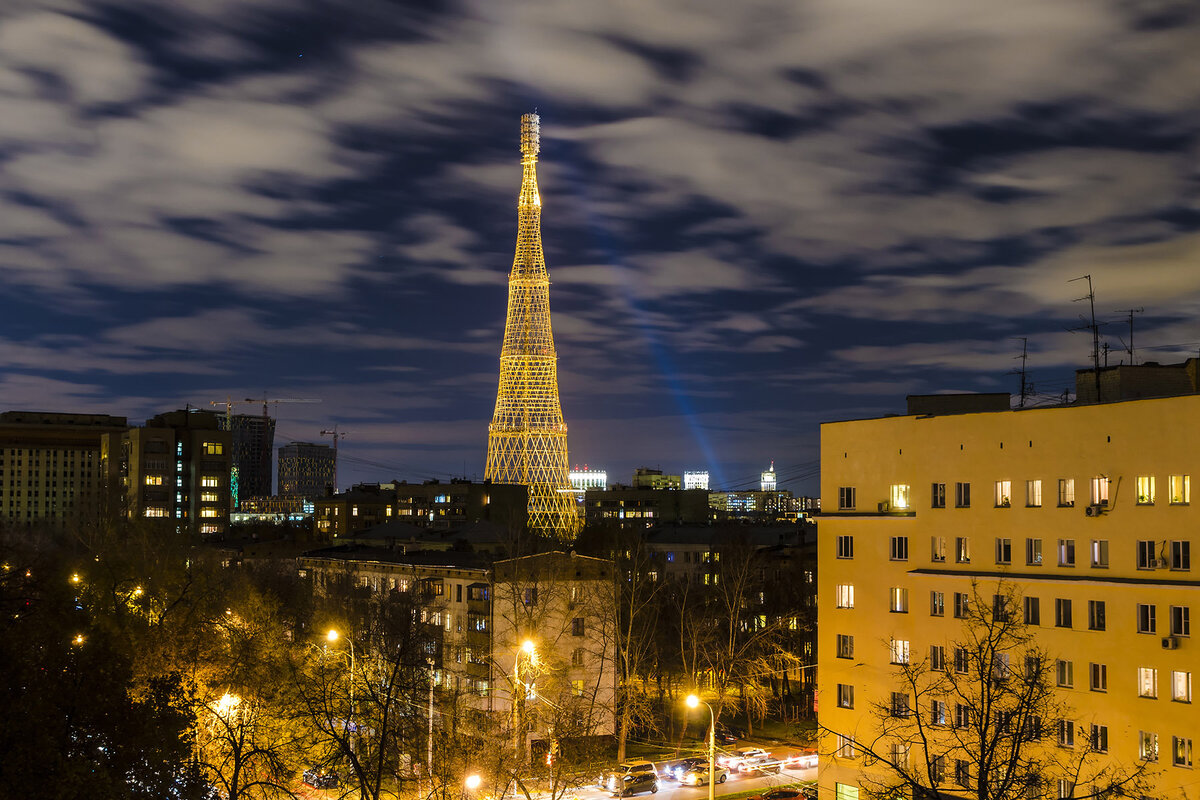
[465,774,482,792]
[514,639,538,764]
[326,628,356,753]
[686,694,715,800]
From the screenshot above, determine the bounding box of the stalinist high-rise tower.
[485,113,579,538]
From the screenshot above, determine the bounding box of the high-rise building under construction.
[219,413,275,508]
[485,113,579,538]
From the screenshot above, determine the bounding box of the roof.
[300,544,491,571]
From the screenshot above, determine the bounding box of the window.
[1172,541,1191,571]
[954,647,969,674]
[993,594,1011,622]
[953,592,970,618]
[1058,539,1075,567]
[995,538,1012,565]
[144,507,167,518]
[930,699,947,725]
[837,684,854,709]
[144,475,163,486]
[1055,598,1072,628]
[931,482,946,508]
[1026,538,1043,566]
[1057,780,1075,800]
[1025,655,1043,679]
[1056,660,1074,688]
[1024,596,1041,625]
[1139,667,1158,698]
[890,692,910,717]
[954,704,970,729]
[995,480,1011,507]
[1140,731,1158,761]
[836,535,854,559]
[523,587,538,606]
[836,735,856,758]
[1137,475,1156,505]
[890,587,908,613]
[1172,671,1192,703]
[930,755,946,785]
[930,591,945,617]
[1174,737,1193,768]
[1091,724,1108,753]
[835,584,855,608]
[931,536,946,562]
[1171,606,1190,637]
[1090,476,1109,506]
[955,760,970,788]
[930,645,946,671]
[890,536,908,561]
[1058,478,1075,507]
[838,486,856,510]
[1137,540,1157,570]
[1090,539,1108,568]
[890,638,910,665]
[955,481,971,508]
[1058,720,1075,748]
[203,441,223,455]
[1026,479,1042,507]
[836,634,854,659]
[200,508,220,518]
[571,617,584,636]
[200,491,219,503]
[571,679,585,696]
[1089,663,1107,692]
[956,536,970,563]
[1138,604,1157,634]
[1088,600,1106,631]
[571,648,584,667]
[890,484,911,510]
[201,475,221,487]
[1169,474,1190,505]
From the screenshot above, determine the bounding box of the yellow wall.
[818,395,1198,798]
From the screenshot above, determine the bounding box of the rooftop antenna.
[1009,337,1031,408]
[1114,307,1144,365]
[1069,275,1106,402]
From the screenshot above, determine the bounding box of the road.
[578,764,817,800]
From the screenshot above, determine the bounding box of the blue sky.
[1,0,1198,495]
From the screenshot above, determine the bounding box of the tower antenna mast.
[1114,307,1144,365]
[1010,337,1030,408]
[1069,275,1105,402]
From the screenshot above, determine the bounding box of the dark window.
[955,482,971,508]
[1088,600,1106,631]
[571,617,584,637]
[1024,596,1041,625]
[931,483,946,508]
[1055,598,1073,628]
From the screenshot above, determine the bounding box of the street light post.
[327,629,356,754]
[686,694,715,800]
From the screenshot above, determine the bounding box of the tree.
[829,582,1151,800]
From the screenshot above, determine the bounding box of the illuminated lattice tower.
[485,113,580,539]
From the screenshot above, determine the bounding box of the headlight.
[684,775,697,785]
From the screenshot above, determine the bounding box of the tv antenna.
[1009,337,1031,408]
[1069,275,1107,401]
[1113,307,1144,365]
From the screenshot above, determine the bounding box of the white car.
[720,748,773,772]
[679,763,728,787]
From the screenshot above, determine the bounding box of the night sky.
[1,0,1198,495]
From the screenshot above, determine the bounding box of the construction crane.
[320,425,347,494]
[208,396,321,507]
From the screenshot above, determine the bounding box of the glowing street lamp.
[69,572,81,585]
[215,692,241,719]
[325,628,356,754]
[465,774,482,791]
[71,633,85,646]
[686,694,715,800]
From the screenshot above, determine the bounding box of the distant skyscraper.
[278,441,335,500]
[761,460,777,492]
[485,113,578,538]
[683,470,710,491]
[219,413,275,508]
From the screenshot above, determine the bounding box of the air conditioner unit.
[878,501,890,513]
[1162,636,1179,650]
[1085,504,1104,517]
[1155,557,1170,569]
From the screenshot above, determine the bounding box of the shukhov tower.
[485,113,579,538]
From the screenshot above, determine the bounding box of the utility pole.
[320,426,346,494]
[1114,307,1144,365]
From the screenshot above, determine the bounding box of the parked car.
[720,747,773,772]
[715,726,741,745]
[664,757,707,781]
[302,768,339,789]
[753,787,815,800]
[599,762,659,795]
[679,762,729,787]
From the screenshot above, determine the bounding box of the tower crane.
[320,425,347,495]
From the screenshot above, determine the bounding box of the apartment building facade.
[313,480,528,539]
[818,391,1197,800]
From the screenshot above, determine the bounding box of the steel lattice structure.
[485,113,580,539]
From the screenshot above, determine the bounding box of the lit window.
[956,537,970,563]
[1026,538,1043,566]
[1058,478,1075,507]
[1169,475,1190,505]
[931,536,946,562]
[1136,476,1156,505]
[1026,479,1042,507]
[1140,731,1158,761]
[890,638,910,665]
[1057,780,1074,799]
[837,684,854,709]
[836,735,856,759]
[1090,540,1109,568]
[143,507,167,518]
[1057,539,1075,567]
[200,492,219,503]
[571,679,585,697]
[1174,737,1193,768]
[836,634,854,658]
[890,484,911,510]
[144,475,163,486]
[994,480,1011,507]
[1139,667,1158,698]
[200,508,220,518]
[835,584,855,609]
[890,587,908,613]
[201,475,220,488]
[1090,476,1109,506]
[1172,671,1192,703]
[203,442,224,456]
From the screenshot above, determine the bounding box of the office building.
[278,441,335,500]
[683,471,710,491]
[101,409,232,536]
[0,411,127,527]
[818,378,1198,800]
[220,413,275,508]
[631,467,682,490]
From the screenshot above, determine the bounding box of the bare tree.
[826,582,1151,800]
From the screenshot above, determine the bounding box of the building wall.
[584,487,711,527]
[817,395,1199,799]
[314,481,528,539]
[278,442,335,499]
[0,411,127,527]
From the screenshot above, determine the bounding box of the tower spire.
[485,113,579,539]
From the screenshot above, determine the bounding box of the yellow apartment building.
[818,386,1198,800]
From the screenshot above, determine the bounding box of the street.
[577,764,817,800]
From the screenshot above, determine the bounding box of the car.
[678,762,729,787]
[598,762,658,794]
[664,757,707,781]
[605,771,659,797]
[720,747,773,772]
[715,726,741,745]
[302,768,339,789]
[753,788,813,800]
[781,749,818,770]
